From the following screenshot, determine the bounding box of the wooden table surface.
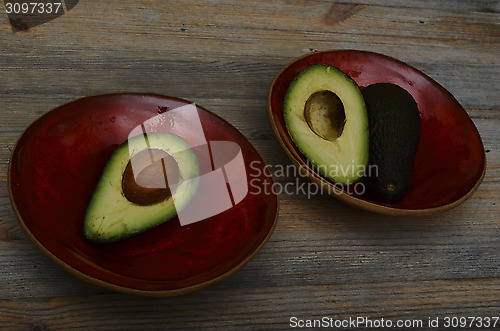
[1,0,499,329]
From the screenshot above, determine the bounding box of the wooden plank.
[0,188,498,299]
[0,279,498,329]
[1,1,498,62]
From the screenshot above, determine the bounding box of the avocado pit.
[122,149,180,206]
[304,90,346,141]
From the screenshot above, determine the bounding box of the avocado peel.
[362,82,421,203]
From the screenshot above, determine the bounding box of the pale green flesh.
[284,64,369,184]
[83,132,200,242]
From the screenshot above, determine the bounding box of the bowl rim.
[267,49,486,216]
[9,92,279,297]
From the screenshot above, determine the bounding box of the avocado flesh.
[83,132,200,243]
[362,83,421,203]
[284,64,369,183]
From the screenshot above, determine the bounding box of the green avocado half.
[284,63,369,183]
[83,132,200,243]
[362,82,421,203]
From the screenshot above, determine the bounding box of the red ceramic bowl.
[9,93,278,296]
[268,50,485,215]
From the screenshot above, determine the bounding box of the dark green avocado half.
[362,83,421,203]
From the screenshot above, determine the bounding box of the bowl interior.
[269,50,485,212]
[9,93,278,295]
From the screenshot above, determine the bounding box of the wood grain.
[0,279,499,330]
[0,0,499,329]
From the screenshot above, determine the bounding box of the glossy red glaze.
[9,94,278,296]
[268,50,485,213]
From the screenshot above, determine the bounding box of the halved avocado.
[362,83,421,203]
[83,132,199,243]
[284,64,369,183]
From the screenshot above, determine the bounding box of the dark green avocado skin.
[362,83,421,203]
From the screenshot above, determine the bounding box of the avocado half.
[83,132,200,243]
[362,83,421,203]
[284,64,369,183]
